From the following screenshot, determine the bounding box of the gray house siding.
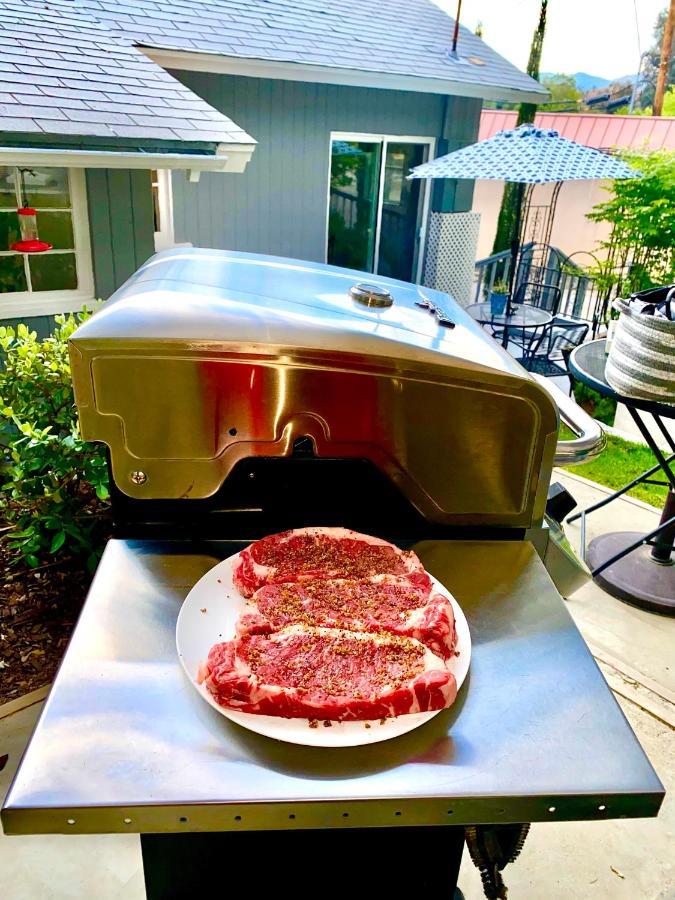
[86,169,155,301]
[1,315,56,339]
[171,72,481,264]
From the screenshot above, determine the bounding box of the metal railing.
[474,244,618,334]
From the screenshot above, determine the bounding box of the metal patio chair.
[519,316,589,393]
[490,279,563,356]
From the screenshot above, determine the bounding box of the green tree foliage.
[492,0,548,255]
[0,312,110,569]
[587,148,675,295]
[541,73,582,110]
[625,84,675,115]
[639,7,675,110]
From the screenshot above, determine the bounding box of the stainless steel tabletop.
[2,539,663,835]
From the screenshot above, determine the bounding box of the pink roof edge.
[479,110,675,150]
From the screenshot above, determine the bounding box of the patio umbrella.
[408,123,638,297]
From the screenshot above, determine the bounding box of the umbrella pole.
[508,181,525,313]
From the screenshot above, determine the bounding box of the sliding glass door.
[327,134,432,283]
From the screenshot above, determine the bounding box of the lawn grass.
[561,432,667,509]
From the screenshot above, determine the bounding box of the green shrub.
[573,381,617,427]
[0,312,110,569]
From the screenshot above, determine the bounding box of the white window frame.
[0,167,94,317]
[152,168,193,251]
[153,169,176,251]
[325,132,435,284]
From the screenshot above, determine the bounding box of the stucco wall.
[170,71,481,264]
[473,179,613,262]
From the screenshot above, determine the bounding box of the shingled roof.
[0,0,255,167]
[80,0,546,103]
[0,0,544,158]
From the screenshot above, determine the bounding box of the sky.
[435,0,665,80]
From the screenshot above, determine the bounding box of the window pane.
[0,210,21,250]
[327,141,381,272]
[0,167,17,209]
[36,211,74,249]
[28,252,77,291]
[0,254,28,293]
[22,167,70,208]
[377,143,427,282]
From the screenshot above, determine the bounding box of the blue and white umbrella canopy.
[409,123,637,183]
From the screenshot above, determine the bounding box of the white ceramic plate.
[176,551,471,747]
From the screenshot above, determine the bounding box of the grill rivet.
[130,470,147,485]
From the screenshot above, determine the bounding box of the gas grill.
[2,249,664,898]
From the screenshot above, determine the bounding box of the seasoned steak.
[237,577,457,659]
[233,527,430,598]
[200,626,456,721]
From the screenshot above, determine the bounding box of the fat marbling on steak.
[237,577,457,659]
[233,527,430,598]
[200,626,457,721]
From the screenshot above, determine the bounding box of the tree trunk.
[492,0,549,255]
[653,0,675,116]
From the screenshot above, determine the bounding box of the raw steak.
[237,577,457,659]
[200,626,456,721]
[233,527,430,598]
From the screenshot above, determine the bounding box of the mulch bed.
[0,540,92,707]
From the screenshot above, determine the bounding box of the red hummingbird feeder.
[10,170,52,253]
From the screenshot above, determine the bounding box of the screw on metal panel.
[130,471,147,485]
[123,817,132,824]
[67,818,75,825]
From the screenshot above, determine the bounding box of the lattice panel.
[423,212,480,307]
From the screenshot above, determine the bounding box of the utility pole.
[654,0,675,116]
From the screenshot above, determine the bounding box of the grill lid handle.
[349,283,394,308]
[532,373,606,466]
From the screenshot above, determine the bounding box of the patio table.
[466,302,552,351]
[568,339,675,614]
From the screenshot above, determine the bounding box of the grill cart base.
[142,826,466,899]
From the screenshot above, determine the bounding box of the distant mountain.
[540,72,634,92]
[573,72,611,92]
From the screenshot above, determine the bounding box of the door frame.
[325,132,435,284]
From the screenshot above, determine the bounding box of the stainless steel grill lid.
[69,248,558,527]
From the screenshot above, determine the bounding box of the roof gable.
[0,0,255,152]
[80,0,546,102]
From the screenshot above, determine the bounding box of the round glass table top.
[569,339,675,419]
[466,302,552,329]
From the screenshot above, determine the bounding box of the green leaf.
[49,531,66,553]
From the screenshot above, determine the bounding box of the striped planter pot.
[606,298,675,403]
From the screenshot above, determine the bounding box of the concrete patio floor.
[1,470,673,899]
